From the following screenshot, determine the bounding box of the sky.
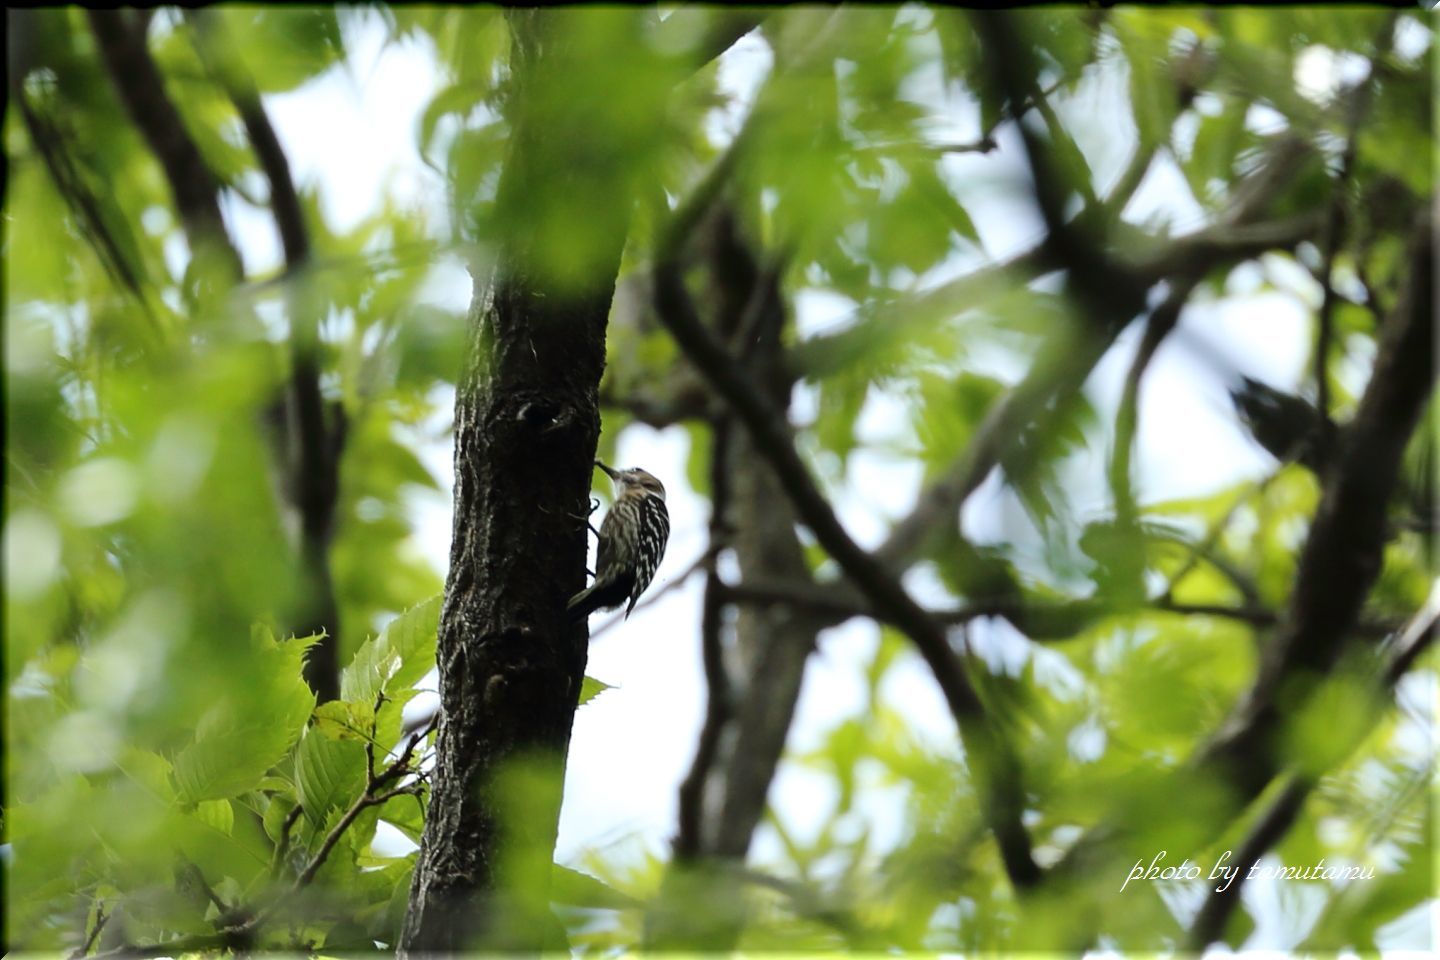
[221,10,1429,951]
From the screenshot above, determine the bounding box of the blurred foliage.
[4,5,1434,955]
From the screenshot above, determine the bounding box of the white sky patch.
[261,9,445,235]
[1294,44,1373,106]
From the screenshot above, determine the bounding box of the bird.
[1228,376,1338,474]
[568,460,670,620]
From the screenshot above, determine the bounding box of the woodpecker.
[568,461,670,620]
[1228,376,1338,474]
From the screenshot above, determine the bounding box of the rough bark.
[397,16,625,953]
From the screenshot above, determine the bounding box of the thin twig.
[1186,774,1309,948]
[69,900,109,960]
[1109,277,1200,531]
[268,803,305,879]
[1157,470,1281,606]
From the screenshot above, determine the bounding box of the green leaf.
[578,675,612,707]
[219,8,346,94]
[263,795,299,844]
[551,864,639,910]
[1186,96,1251,205]
[194,798,234,836]
[172,631,316,803]
[295,726,368,825]
[313,699,378,743]
[341,595,441,705]
[419,83,491,160]
[1122,32,1180,151]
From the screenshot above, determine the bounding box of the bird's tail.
[567,575,629,621]
[567,584,598,620]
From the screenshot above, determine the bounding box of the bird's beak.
[594,460,619,479]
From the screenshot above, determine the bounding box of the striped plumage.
[568,461,670,620]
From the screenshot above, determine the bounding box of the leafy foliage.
[5,6,1434,955]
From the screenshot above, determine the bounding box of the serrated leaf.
[295,727,367,824]
[341,596,441,705]
[172,632,316,803]
[313,699,378,743]
[578,675,612,707]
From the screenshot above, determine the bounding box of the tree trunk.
[397,14,631,953]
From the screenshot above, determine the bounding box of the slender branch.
[1383,581,1440,687]
[267,802,305,878]
[1189,579,1438,948]
[1135,211,1326,279]
[1201,207,1434,797]
[652,166,1041,890]
[651,9,769,79]
[186,9,345,701]
[69,900,109,960]
[13,94,161,335]
[1313,13,1397,419]
[186,10,309,265]
[1186,774,1310,948]
[1109,278,1199,529]
[721,578,1399,641]
[87,10,243,282]
[855,135,998,156]
[675,418,735,860]
[288,782,421,893]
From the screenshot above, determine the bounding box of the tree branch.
[1109,279,1200,529]
[1200,206,1433,798]
[1186,774,1309,948]
[1189,581,1438,948]
[1039,201,1433,950]
[720,578,1399,642]
[69,900,109,960]
[187,9,346,701]
[652,189,1041,890]
[859,152,1319,581]
[675,418,735,861]
[87,9,243,282]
